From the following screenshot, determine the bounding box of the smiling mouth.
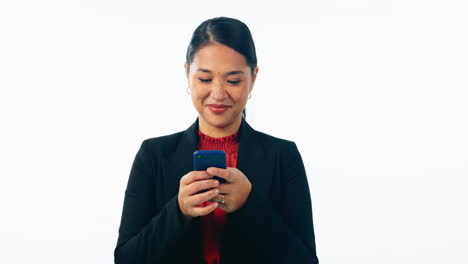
[207,104,230,113]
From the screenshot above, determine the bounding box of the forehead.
[191,42,249,73]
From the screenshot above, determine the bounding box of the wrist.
[177,198,193,222]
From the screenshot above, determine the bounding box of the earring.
[248,93,252,99]
[187,87,191,95]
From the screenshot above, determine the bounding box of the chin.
[203,113,237,129]
[207,117,232,129]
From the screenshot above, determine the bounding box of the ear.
[184,62,191,88]
[184,62,189,79]
[249,66,259,93]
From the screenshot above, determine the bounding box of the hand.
[206,167,252,213]
[178,171,221,220]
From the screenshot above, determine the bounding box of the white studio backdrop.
[0,0,467,263]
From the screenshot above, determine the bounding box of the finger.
[209,194,227,203]
[180,171,212,185]
[191,202,219,217]
[216,184,232,195]
[180,179,214,198]
[186,179,219,196]
[206,167,233,182]
[187,188,219,206]
[209,195,229,212]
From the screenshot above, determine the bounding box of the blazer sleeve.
[230,141,319,264]
[114,140,191,263]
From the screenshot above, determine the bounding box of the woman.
[114,17,319,264]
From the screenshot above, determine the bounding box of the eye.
[199,78,212,83]
[227,80,241,85]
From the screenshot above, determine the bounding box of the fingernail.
[213,180,219,186]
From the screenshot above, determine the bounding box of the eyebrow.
[197,68,244,76]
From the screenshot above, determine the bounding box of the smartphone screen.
[193,150,227,183]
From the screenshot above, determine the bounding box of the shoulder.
[252,130,306,181]
[253,130,298,153]
[240,119,300,157]
[251,130,305,181]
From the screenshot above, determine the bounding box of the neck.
[198,116,242,138]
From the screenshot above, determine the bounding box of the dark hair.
[186,17,257,72]
[186,17,257,119]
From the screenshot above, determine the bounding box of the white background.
[1,0,467,263]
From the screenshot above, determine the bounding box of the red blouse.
[198,130,240,264]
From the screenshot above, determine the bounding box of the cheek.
[191,84,209,102]
[230,83,251,100]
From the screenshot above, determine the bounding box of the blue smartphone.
[193,150,227,183]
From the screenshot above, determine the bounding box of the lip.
[207,104,230,114]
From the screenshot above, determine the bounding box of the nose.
[210,80,227,101]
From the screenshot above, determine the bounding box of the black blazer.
[114,119,319,264]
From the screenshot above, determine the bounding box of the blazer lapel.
[236,118,266,193]
[164,119,199,200]
[221,119,272,263]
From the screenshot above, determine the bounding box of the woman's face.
[186,42,258,135]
